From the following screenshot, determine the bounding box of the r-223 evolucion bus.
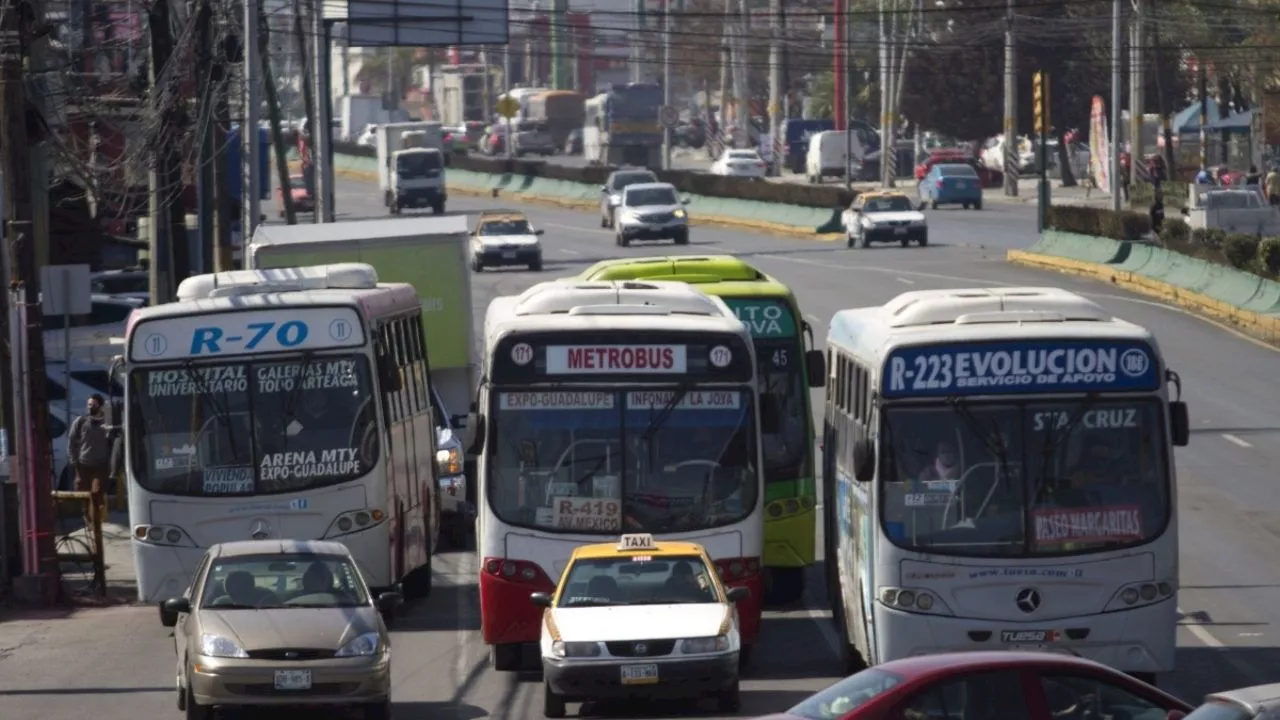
[122,263,440,603]
[823,287,1189,683]
[470,279,775,671]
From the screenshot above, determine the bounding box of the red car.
[275,174,313,217]
[756,652,1191,720]
[915,151,1002,188]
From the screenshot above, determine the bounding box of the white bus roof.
[829,287,1155,363]
[249,215,469,248]
[485,279,746,343]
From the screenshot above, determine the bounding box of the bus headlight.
[551,641,601,659]
[878,586,952,616]
[324,508,387,538]
[1105,581,1174,612]
[436,447,463,476]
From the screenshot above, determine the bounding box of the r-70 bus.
[468,279,776,671]
[824,287,1188,684]
[120,263,441,603]
[574,256,825,604]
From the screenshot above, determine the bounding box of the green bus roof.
[575,255,796,301]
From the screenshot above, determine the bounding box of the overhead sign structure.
[495,96,520,119]
[660,105,679,128]
[338,0,510,47]
[881,340,1160,398]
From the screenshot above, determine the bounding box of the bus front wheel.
[491,643,522,671]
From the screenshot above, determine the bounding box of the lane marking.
[1178,605,1225,648]
[895,277,915,285]
[1222,433,1253,448]
[558,248,582,256]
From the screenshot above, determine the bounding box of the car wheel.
[528,257,543,271]
[900,235,910,248]
[617,233,629,247]
[544,681,567,718]
[175,663,186,710]
[846,233,855,249]
[600,212,608,228]
[974,199,983,210]
[470,256,483,272]
[918,233,929,247]
[717,679,741,712]
[672,229,689,245]
[962,202,970,209]
[362,699,393,720]
[860,234,871,249]
[432,202,445,214]
[184,680,211,720]
[930,200,938,210]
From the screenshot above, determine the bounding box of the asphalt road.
[2,178,1278,720]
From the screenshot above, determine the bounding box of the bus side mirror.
[1169,401,1189,447]
[463,412,485,454]
[529,592,552,608]
[378,355,402,393]
[760,393,782,434]
[853,438,876,482]
[805,350,826,388]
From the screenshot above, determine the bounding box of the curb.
[1007,249,1280,346]
[314,164,842,243]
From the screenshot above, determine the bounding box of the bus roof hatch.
[176,263,379,301]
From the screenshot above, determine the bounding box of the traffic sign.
[660,105,679,128]
[495,96,520,119]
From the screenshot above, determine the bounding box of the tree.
[355,48,419,98]
[898,44,1005,140]
[669,0,730,90]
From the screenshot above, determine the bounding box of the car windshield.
[199,553,370,609]
[92,273,148,294]
[556,553,722,607]
[1183,701,1258,720]
[789,668,905,720]
[480,219,533,235]
[488,389,758,534]
[880,399,1170,557]
[864,196,914,212]
[129,356,381,496]
[396,152,441,176]
[612,172,656,190]
[625,188,677,206]
[939,164,978,177]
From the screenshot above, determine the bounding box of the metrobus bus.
[583,83,662,167]
[823,287,1189,683]
[574,256,825,604]
[120,263,441,603]
[469,279,775,671]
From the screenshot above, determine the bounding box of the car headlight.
[680,635,730,654]
[335,631,382,657]
[609,194,622,206]
[619,210,638,222]
[435,447,462,476]
[673,208,686,219]
[199,633,248,659]
[551,641,601,658]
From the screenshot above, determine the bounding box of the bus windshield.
[489,389,758,535]
[880,398,1169,557]
[129,356,381,496]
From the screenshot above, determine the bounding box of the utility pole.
[717,0,730,152]
[213,22,234,271]
[780,3,789,119]
[310,0,331,222]
[885,2,901,187]
[149,0,187,301]
[1129,0,1144,188]
[260,2,295,225]
[629,0,642,84]
[834,0,846,136]
[879,0,888,187]
[1002,0,1018,197]
[1110,0,1122,211]
[2,0,57,602]
[243,0,263,239]
[291,0,317,220]
[662,2,672,170]
[732,0,748,142]
[1198,56,1208,172]
[196,0,214,274]
[767,0,781,176]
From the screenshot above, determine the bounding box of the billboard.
[330,0,510,48]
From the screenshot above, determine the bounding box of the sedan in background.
[1180,683,1280,720]
[711,149,767,179]
[159,540,402,720]
[919,163,984,210]
[756,651,1191,720]
[469,210,545,272]
[275,174,313,217]
[614,182,690,247]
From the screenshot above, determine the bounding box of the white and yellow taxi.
[531,534,748,717]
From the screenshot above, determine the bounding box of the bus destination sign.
[130,307,367,362]
[545,345,689,374]
[882,339,1160,398]
[491,332,754,384]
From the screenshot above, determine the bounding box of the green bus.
[574,256,826,603]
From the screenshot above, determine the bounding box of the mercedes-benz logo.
[633,642,648,656]
[1015,588,1042,613]
[249,519,271,540]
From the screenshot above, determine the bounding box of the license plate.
[620,663,659,685]
[1000,630,1055,643]
[501,251,517,259]
[955,182,966,188]
[894,227,907,235]
[274,669,312,691]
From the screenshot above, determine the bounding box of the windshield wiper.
[639,383,694,446]
[182,359,243,465]
[1032,393,1102,503]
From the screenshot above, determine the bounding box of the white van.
[806,130,865,183]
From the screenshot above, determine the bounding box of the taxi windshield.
[863,196,913,212]
[556,553,721,607]
[480,219,532,235]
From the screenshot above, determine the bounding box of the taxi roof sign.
[618,534,657,551]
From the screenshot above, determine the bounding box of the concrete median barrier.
[1009,234,1280,345]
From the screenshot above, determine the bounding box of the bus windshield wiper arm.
[182,359,241,461]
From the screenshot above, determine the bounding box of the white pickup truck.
[1182,186,1280,235]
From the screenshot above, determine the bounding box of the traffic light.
[1033,71,1050,136]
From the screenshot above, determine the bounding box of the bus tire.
[491,643,522,671]
[833,594,868,676]
[543,681,567,718]
[403,543,433,601]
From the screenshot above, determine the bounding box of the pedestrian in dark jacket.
[68,393,113,529]
[1150,189,1165,237]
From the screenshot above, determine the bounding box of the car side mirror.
[760,393,782,435]
[534,229,545,235]
[600,185,608,193]
[681,197,690,205]
[160,597,190,627]
[376,591,403,614]
[853,438,876,482]
[725,586,749,603]
[1169,401,1189,447]
[463,412,485,454]
[805,350,826,388]
[529,592,553,608]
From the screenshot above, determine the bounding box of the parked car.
[711,149,767,179]
[919,162,984,210]
[1180,682,1280,720]
[276,174,313,217]
[757,651,1192,720]
[599,167,659,228]
[90,269,149,302]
